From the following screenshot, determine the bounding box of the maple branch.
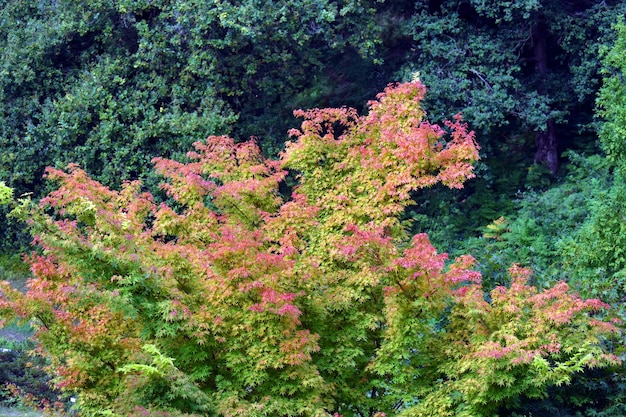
[222,195,255,227]
[34,313,50,330]
[395,279,415,301]
[393,399,404,411]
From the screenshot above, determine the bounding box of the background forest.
[2,0,626,416]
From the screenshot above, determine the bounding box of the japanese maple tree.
[0,82,619,417]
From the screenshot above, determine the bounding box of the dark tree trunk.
[532,19,559,174]
[534,118,558,174]
[427,0,443,14]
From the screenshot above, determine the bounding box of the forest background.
[2,0,626,416]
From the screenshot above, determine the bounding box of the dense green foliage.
[1,1,623,195]
[559,17,626,317]
[598,19,626,170]
[0,338,61,409]
[0,0,387,196]
[399,0,619,128]
[0,0,229,191]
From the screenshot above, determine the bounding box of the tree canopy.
[0,82,619,417]
[397,0,624,173]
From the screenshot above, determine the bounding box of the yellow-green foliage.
[0,83,618,417]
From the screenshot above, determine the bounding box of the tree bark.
[532,19,559,174]
[534,118,558,174]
